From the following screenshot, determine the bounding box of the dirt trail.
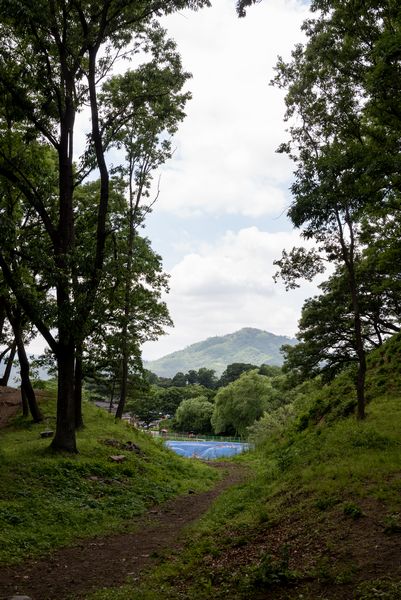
[0,463,247,600]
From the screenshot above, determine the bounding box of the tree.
[197,367,218,389]
[174,396,213,434]
[236,0,259,18]
[0,298,16,386]
[0,0,209,451]
[171,372,187,387]
[270,3,398,419]
[218,362,258,387]
[211,370,272,437]
[100,44,191,419]
[4,302,43,422]
[84,216,172,418]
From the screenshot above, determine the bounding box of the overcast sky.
[141,0,319,360]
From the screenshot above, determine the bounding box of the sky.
[141,0,319,361]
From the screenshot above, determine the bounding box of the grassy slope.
[0,391,217,564]
[90,334,401,600]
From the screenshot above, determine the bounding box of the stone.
[109,455,126,463]
[40,430,54,438]
[8,596,32,600]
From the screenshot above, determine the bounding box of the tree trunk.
[4,305,43,422]
[50,343,77,452]
[115,354,128,419]
[355,348,367,420]
[15,330,43,423]
[21,386,29,417]
[109,379,115,413]
[338,210,366,420]
[74,344,84,429]
[0,338,16,386]
[347,264,366,419]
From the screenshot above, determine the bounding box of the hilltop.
[144,327,296,377]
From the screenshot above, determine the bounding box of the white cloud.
[142,226,321,360]
[152,0,308,218]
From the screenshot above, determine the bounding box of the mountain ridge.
[144,327,296,377]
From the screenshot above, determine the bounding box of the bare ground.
[0,386,22,427]
[0,436,247,600]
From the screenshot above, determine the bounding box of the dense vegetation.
[0,0,209,452]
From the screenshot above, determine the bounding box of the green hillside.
[144,328,296,377]
[95,334,401,599]
[0,393,216,565]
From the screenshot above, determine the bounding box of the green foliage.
[211,370,274,437]
[272,0,401,420]
[125,383,215,425]
[343,502,364,520]
[174,396,214,434]
[218,362,258,387]
[248,404,296,445]
[355,579,401,599]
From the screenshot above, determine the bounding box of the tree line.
[106,362,283,437]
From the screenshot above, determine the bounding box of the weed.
[315,496,339,511]
[343,502,364,519]
[241,545,297,590]
[355,578,401,599]
[383,513,401,534]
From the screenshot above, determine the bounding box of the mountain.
[144,327,297,377]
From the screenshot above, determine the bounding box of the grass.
[85,335,401,599]
[3,335,401,598]
[0,389,218,564]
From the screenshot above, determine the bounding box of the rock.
[125,441,142,454]
[8,596,32,600]
[40,430,54,438]
[103,438,121,447]
[109,455,126,463]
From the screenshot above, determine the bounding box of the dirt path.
[0,463,247,600]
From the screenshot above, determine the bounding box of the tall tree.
[0,0,209,452]
[99,46,189,418]
[282,265,401,385]
[270,1,401,419]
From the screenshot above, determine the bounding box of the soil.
[0,386,22,427]
[0,387,247,599]
[169,492,401,600]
